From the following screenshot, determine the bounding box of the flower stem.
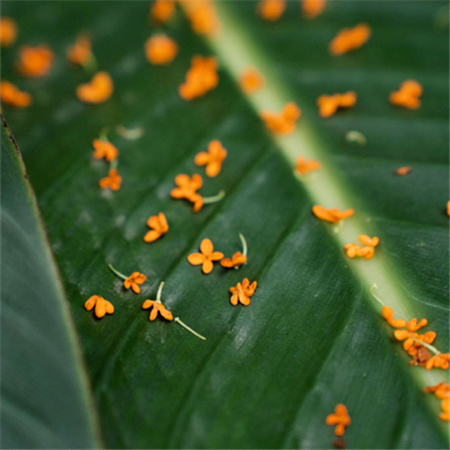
[412,337,440,355]
[108,264,127,280]
[156,281,165,302]
[110,159,118,170]
[83,54,98,73]
[174,317,206,341]
[203,190,225,204]
[369,283,385,306]
[239,233,248,257]
[99,127,109,142]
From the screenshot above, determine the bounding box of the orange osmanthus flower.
[76,71,113,104]
[16,45,54,77]
[144,212,169,242]
[239,67,265,93]
[145,34,178,65]
[440,399,450,422]
[326,404,351,436]
[344,235,379,259]
[0,81,32,108]
[183,0,221,36]
[260,102,301,135]
[0,17,17,47]
[92,139,119,162]
[230,278,257,306]
[295,156,321,175]
[424,382,450,399]
[142,299,173,321]
[67,34,93,66]
[84,295,114,319]
[381,306,407,329]
[170,174,204,212]
[123,272,147,294]
[447,201,450,217]
[329,23,371,55]
[394,318,433,351]
[317,92,357,118]
[257,0,286,21]
[150,0,176,23]
[424,383,450,421]
[312,205,354,223]
[99,169,122,191]
[179,55,219,100]
[188,238,223,274]
[390,80,423,109]
[194,140,227,177]
[302,0,326,19]
[425,353,450,371]
[221,252,247,269]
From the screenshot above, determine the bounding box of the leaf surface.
[1,1,449,448]
[1,120,101,448]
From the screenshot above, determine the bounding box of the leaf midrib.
[207,0,448,436]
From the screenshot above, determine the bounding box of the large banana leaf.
[1,1,448,448]
[1,120,100,448]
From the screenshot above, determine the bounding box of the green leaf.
[0,120,101,448]
[1,1,448,448]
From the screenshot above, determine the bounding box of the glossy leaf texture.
[1,1,448,448]
[1,121,100,448]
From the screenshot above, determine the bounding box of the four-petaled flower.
[93,139,119,162]
[99,168,122,191]
[194,140,227,177]
[229,278,257,306]
[123,272,147,294]
[221,252,247,269]
[188,238,224,274]
[144,212,169,242]
[170,174,204,212]
[84,295,114,319]
[394,318,436,351]
[142,299,173,321]
[325,404,351,437]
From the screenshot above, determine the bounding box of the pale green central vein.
[209,0,447,429]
